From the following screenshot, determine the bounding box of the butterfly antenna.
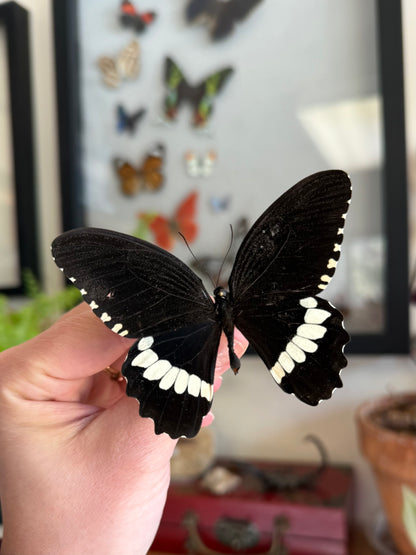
[179,232,216,289]
[215,224,234,288]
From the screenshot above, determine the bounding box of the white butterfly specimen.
[184,150,217,177]
[97,40,140,88]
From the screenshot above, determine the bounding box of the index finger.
[5,303,133,381]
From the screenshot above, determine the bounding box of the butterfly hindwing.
[234,295,348,405]
[123,321,221,438]
[51,228,215,340]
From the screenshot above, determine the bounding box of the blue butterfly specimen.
[51,170,351,439]
[116,104,146,134]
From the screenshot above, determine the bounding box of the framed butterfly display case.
[0,2,38,294]
[53,0,408,355]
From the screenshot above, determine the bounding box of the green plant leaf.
[0,270,80,352]
[402,484,416,550]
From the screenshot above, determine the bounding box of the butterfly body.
[52,170,351,439]
[214,286,241,373]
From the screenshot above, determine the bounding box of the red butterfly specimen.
[120,1,156,33]
[138,191,198,251]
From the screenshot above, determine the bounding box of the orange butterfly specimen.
[114,144,165,196]
[137,191,198,251]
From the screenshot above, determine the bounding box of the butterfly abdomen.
[214,287,241,373]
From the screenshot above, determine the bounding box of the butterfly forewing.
[229,170,351,405]
[123,321,221,439]
[51,228,215,339]
[229,170,351,301]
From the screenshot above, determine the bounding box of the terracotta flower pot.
[356,393,416,555]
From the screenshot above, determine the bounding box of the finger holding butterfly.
[0,299,247,551]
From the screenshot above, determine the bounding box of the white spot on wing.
[100,312,111,323]
[304,308,331,325]
[132,349,158,368]
[143,359,171,380]
[119,330,129,337]
[138,336,154,351]
[286,341,306,363]
[201,380,213,401]
[89,301,98,310]
[297,324,326,340]
[69,277,76,283]
[112,323,123,333]
[278,351,295,373]
[188,374,201,397]
[159,366,180,390]
[271,361,285,383]
[80,288,87,296]
[292,334,318,353]
[174,369,189,394]
[300,297,317,309]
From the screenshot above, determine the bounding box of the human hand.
[0,303,248,555]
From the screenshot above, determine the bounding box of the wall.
[1,0,415,532]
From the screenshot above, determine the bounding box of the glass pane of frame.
[53,0,408,353]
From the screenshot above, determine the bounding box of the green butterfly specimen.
[163,57,234,127]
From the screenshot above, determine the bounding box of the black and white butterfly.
[51,170,351,440]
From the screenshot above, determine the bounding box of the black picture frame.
[52,0,409,354]
[0,1,38,295]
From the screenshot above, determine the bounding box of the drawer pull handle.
[183,511,289,555]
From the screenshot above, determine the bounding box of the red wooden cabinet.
[151,459,354,555]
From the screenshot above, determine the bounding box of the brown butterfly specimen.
[114,144,165,196]
[97,40,140,88]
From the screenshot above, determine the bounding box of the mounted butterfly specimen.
[185,150,217,177]
[114,143,164,196]
[51,170,351,439]
[209,194,231,213]
[135,191,199,251]
[116,104,147,134]
[98,40,140,88]
[163,57,234,127]
[119,0,156,33]
[185,0,264,41]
